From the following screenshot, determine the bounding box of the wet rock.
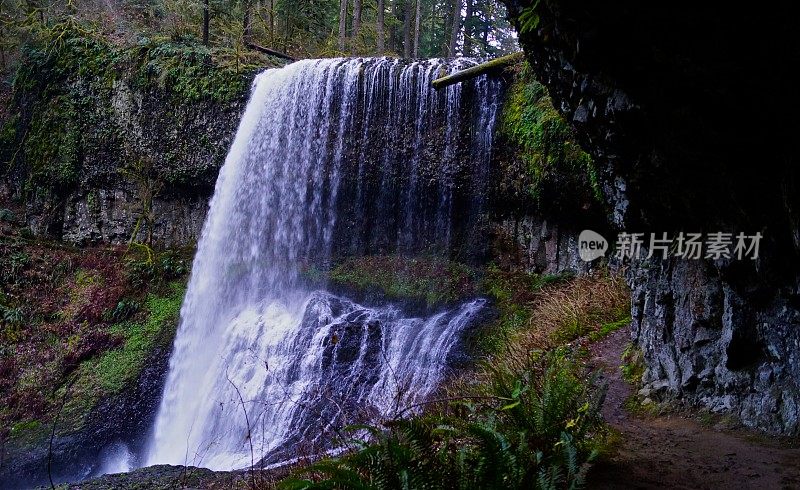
[502,0,800,436]
[6,77,246,248]
[628,257,800,435]
[495,217,596,275]
[59,464,245,489]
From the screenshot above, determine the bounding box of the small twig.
[225,367,256,489]
[392,395,504,420]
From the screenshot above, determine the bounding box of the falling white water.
[144,58,503,470]
[96,442,134,476]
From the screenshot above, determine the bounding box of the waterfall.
[144,58,503,471]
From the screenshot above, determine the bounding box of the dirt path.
[587,329,800,489]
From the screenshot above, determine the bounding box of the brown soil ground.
[587,329,800,489]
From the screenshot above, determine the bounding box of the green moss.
[588,316,632,342]
[0,113,19,171]
[11,31,120,190]
[500,63,600,204]
[10,25,258,193]
[328,255,476,306]
[24,99,81,188]
[8,419,48,446]
[130,38,256,103]
[621,343,645,384]
[96,284,183,392]
[623,394,660,417]
[14,28,251,105]
[86,190,100,214]
[57,280,185,434]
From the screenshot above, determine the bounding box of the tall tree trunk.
[389,0,398,53]
[441,6,451,56]
[202,0,209,45]
[448,0,461,57]
[403,0,412,58]
[0,27,5,70]
[376,0,385,53]
[268,0,274,45]
[481,17,489,52]
[463,0,473,56]
[283,8,291,51]
[412,0,421,58]
[242,0,252,41]
[338,0,348,51]
[352,0,362,53]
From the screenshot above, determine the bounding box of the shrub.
[0,208,15,222]
[621,344,644,385]
[105,298,142,323]
[124,246,191,290]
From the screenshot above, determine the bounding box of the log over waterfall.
[431,52,523,89]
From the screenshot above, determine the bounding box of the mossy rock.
[494,62,604,219]
[5,26,279,198]
[58,281,185,436]
[325,255,478,308]
[1,282,186,486]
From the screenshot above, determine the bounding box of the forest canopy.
[0,0,518,73]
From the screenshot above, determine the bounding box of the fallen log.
[431,51,524,90]
[245,42,296,62]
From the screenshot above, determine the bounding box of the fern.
[281,352,606,490]
[519,0,542,34]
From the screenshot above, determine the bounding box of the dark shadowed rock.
[501,0,800,435]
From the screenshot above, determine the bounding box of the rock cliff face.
[12,79,244,247]
[502,0,800,434]
[495,217,587,274]
[629,258,800,434]
[1,37,260,248]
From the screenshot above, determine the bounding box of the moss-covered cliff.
[1,27,284,247]
[488,61,608,274]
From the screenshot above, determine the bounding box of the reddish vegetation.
[0,213,149,436]
[0,240,127,424]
